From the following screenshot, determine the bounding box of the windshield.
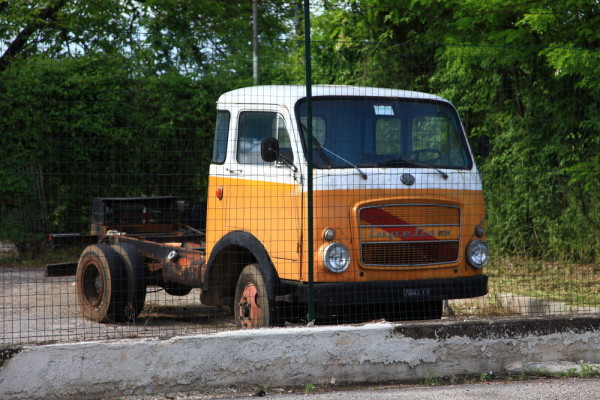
[296,97,472,170]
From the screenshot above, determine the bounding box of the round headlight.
[322,242,350,273]
[466,239,489,269]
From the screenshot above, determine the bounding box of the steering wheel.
[412,148,441,162]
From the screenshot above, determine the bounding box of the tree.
[428,0,600,261]
[0,0,300,240]
[308,0,600,261]
[0,0,297,79]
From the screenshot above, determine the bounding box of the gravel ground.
[1,266,234,346]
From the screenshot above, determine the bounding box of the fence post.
[303,0,314,323]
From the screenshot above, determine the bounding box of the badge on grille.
[401,173,415,186]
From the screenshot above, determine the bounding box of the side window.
[274,114,294,163]
[375,118,402,155]
[412,116,446,151]
[238,112,293,164]
[412,116,465,164]
[300,116,326,145]
[212,111,230,163]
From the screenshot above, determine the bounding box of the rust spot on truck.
[113,235,206,288]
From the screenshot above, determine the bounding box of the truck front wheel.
[76,244,126,323]
[234,264,274,328]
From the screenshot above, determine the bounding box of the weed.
[560,368,579,378]
[304,383,317,393]
[480,371,493,382]
[423,375,441,386]
[579,363,600,378]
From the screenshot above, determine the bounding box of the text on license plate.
[403,288,431,297]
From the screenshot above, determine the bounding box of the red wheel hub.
[239,283,262,328]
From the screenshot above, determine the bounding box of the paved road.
[118,378,600,400]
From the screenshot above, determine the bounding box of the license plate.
[403,288,431,297]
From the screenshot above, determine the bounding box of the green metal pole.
[303,0,314,323]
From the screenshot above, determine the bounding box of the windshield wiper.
[321,147,368,180]
[379,158,448,180]
[311,135,333,167]
[300,123,367,180]
[300,122,331,166]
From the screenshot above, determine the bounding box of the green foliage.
[304,383,317,393]
[515,363,600,379]
[309,0,600,262]
[0,1,296,77]
[1,0,599,264]
[0,55,219,234]
[0,1,297,241]
[578,363,600,378]
[423,374,441,386]
[480,371,493,382]
[429,1,600,262]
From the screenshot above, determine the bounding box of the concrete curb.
[2,316,600,399]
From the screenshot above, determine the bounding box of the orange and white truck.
[55,85,489,328]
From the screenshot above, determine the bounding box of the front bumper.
[277,275,488,305]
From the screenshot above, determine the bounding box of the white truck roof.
[217,85,447,109]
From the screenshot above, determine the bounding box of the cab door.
[227,108,303,280]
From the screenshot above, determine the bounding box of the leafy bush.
[0,55,221,237]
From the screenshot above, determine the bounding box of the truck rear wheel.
[76,244,126,323]
[112,243,147,321]
[234,264,277,328]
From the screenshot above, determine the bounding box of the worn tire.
[112,243,147,321]
[234,264,283,328]
[76,244,126,323]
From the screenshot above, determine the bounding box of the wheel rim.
[239,283,262,328]
[80,262,104,307]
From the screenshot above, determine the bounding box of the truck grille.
[359,204,461,267]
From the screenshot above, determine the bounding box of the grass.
[488,257,600,307]
[304,383,317,393]
[577,363,600,378]
[518,363,600,380]
[479,371,493,382]
[0,244,82,268]
[421,364,600,388]
[448,256,600,318]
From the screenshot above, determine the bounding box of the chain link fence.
[2,6,599,346]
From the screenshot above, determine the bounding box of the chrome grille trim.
[359,203,461,267]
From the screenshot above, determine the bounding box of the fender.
[203,230,280,299]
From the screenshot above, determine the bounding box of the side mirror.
[261,137,279,162]
[477,135,490,158]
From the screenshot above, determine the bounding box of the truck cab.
[202,85,489,327]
